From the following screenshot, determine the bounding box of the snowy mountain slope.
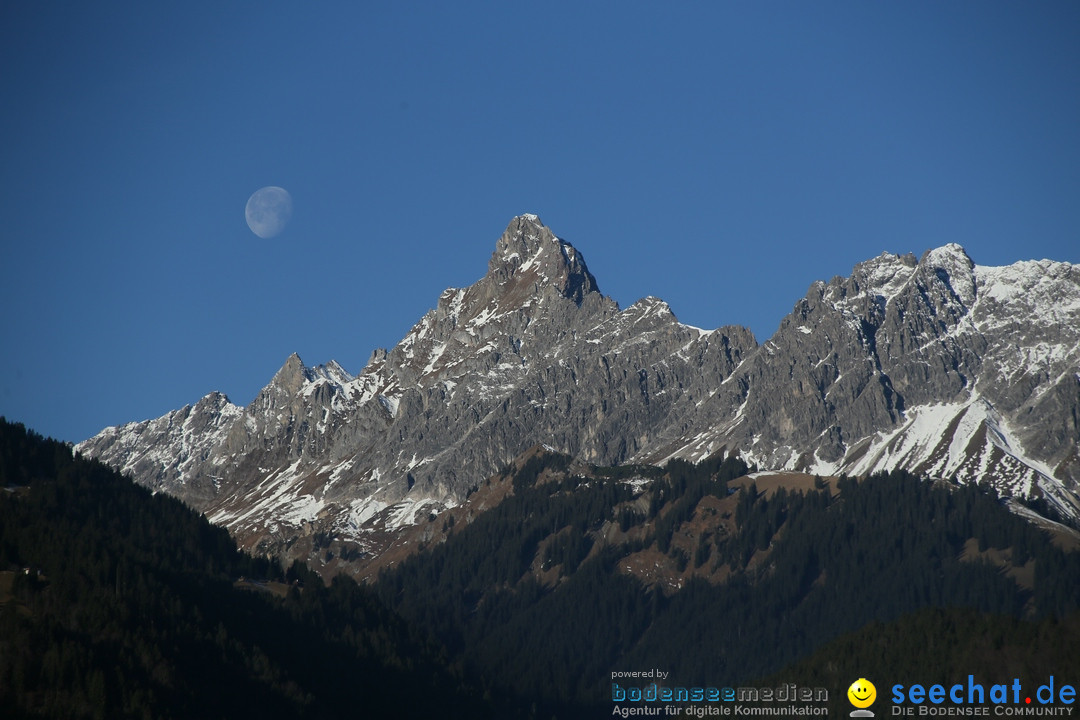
[80,391,242,502]
[77,215,754,559]
[76,216,1080,566]
[656,244,1080,518]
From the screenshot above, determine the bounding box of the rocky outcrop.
[658,244,1080,518]
[76,215,1080,563]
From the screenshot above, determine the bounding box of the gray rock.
[75,216,1080,562]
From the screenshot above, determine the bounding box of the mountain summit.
[77,215,1080,567]
[486,213,600,305]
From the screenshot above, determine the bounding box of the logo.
[890,675,1077,714]
[849,678,877,718]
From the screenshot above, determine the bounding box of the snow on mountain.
[77,392,242,500]
[75,215,1080,569]
[658,245,1080,519]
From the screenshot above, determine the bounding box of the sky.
[2,2,1078,445]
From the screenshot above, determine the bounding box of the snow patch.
[378,394,400,417]
[620,476,654,494]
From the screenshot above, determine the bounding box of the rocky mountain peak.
[309,360,353,386]
[263,355,352,390]
[848,250,919,301]
[75,220,1080,571]
[921,242,973,268]
[622,296,679,329]
[253,352,320,417]
[917,243,977,307]
[197,391,236,413]
[363,217,619,396]
[269,352,308,388]
[486,214,600,306]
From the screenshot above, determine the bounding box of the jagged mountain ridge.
[654,244,1080,513]
[76,215,1080,562]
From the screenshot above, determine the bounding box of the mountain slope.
[371,449,1080,711]
[76,215,1080,567]
[658,244,1080,518]
[0,418,493,719]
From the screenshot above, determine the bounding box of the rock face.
[76,215,1080,561]
[658,244,1080,519]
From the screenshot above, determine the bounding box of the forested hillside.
[0,418,491,719]
[377,451,1080,715]
[4,416,1079,719]
[770,607,1080,716]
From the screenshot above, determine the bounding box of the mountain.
[11,419,1080,717]
[368,447,1080,711]
[76,214,1080,569]
[0,418,494,719]
[655,244,1080,509]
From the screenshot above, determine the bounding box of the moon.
[245,186,292,238]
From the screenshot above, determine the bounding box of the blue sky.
[2,2,1078,444]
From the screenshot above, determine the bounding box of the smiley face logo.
[848,678,877,709]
